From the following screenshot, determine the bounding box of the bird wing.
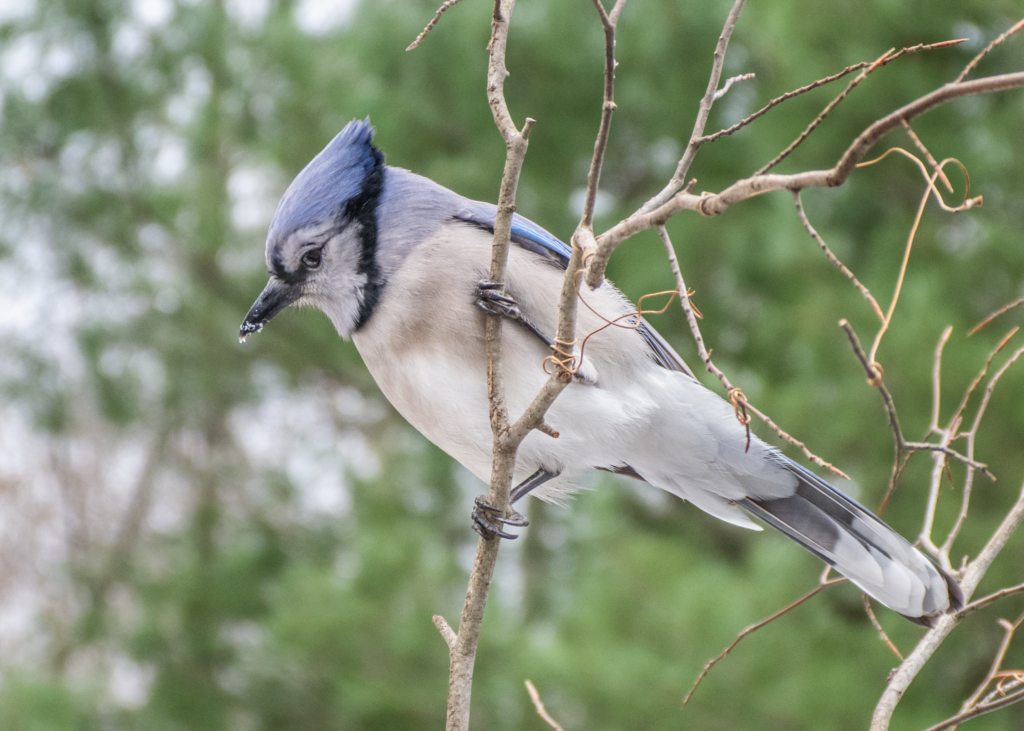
[453,202,695,379]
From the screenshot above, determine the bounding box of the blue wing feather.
[452,201,694,378]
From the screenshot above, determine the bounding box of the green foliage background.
[0,0,1022,729]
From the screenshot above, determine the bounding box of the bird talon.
[475,283,522,320]
[471,495,528,540]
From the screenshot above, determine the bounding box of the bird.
[240,118,964,627]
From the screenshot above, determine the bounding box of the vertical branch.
[439,5,630,727]
[871,481,1024,731]
[439,3,533,731]
[636,0,746,215]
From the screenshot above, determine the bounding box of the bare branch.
[659,225,849,477]
[637,0,747,215]
[407,0,466,51]
[863,594,903,660]
[757,48,894,175]
[525,680,565,731]
[971,297,1024,335]
[956,17,1024,83]
[940,336,1023,559]
[586,71,1024,287]
[713,72,755,101]
[698,39,965,147]
[683,578,846,707]
[922,688,1024,731]
[443,3,631,727]
[929,326,953,434]
[433,614,458,649]
[900,120,954,192]
[793,191,884,320]
[441,3,533,729]
[838,319,992,474]
[871,481,1024,730]
[957,611,1024,714]
[961,583,1024,619]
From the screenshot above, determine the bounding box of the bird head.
[240,118,384,343]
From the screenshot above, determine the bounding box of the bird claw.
[475,281,524,321]
[471,495,529,541]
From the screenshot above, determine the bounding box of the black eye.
[301,249,322,269]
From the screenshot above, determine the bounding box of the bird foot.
[471,495,529,540]
[475,281,599,385]
[475,281,528,323]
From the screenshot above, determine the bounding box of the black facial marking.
[270,248,309,286]
[348,144,385,330]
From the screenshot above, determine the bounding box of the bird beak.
[239,276,299,343]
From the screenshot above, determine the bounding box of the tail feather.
[740,461,964,626]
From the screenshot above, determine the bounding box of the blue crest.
[268,118,383,242]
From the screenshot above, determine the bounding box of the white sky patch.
[0,0,33,24]
[230,372,382,519]
[109,654,155,709]
[135,122,189,184]
[228,164,282,231]
[113,21,149,60]
[293,0,360,36]
[225,0,270,31]
[166,59,212,126]
[569,187,617,220]
[131,0,174,28]
[2,32,46,101]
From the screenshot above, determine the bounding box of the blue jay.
[240,119,963,626]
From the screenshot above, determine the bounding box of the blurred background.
[1,0,1023,728]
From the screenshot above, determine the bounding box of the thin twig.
[871,481,1024,730]
[867,165,933,367]
[636,0,747,215]
[928,326,953,435]
[683,578,846,707]
[698,39,965,147]
[956,17,1024,83]
[900,120,954,192]
[792,191,884,320]
[839,319,992,480]
[971,297,1024,335]
[958,612,1024,714]
[407,0,466,51]
[525,680,565,731]
[714,72,755,100]
[659,225,848,477]
[863,594,903,660]
[960,583,1024,619]
[433,614,458,649]
[757,48,895,175]
[940,335,1022,559]
[586,71,1024,288]
[922,688,1024,731]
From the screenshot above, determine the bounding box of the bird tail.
[739,462,964,627]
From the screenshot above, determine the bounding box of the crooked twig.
[659,225,848,477]
[863,594,904,660]
[439,3,628,728]
[586,71,1024,288]
[684,576,847,707]
[871,481,1024,730]
[407,0,466,51]
[698,40,965,147]
[793,191,884,320]
[525,680,565,731]
[636,0,747,215]
[956,17,1024,83]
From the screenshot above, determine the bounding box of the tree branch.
[586,71,1024,288]
[870,481,1024,730]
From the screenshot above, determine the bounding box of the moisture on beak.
[239,276,299,343]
